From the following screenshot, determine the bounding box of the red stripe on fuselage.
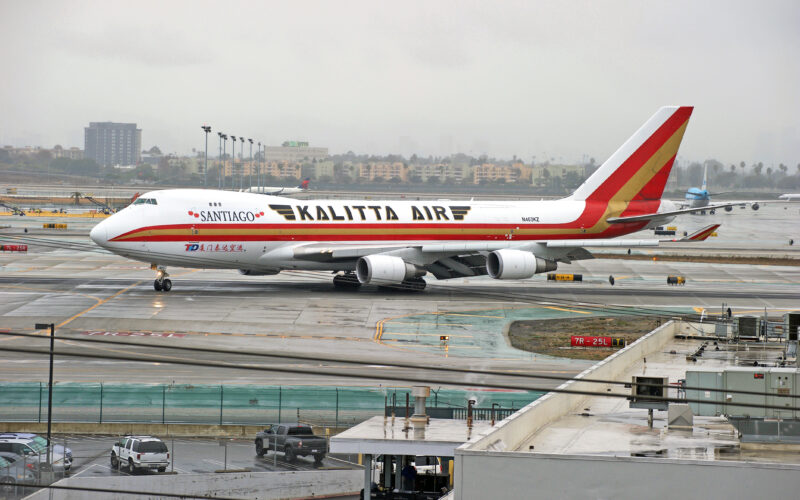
[109,221,648,243]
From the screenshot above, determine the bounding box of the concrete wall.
[457,451,800,500]
[461,320,679,454]
[25,470,362,500]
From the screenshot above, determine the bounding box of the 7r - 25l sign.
[570,336,626,348]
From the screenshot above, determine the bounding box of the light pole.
[217,132,224,189]
[257,142,261,193]
[222,134,228,189]
[201,125,211,188]
[239,137,245,191]
[230,136,237,190]
[34,322,55,468]
[248,139,253,190]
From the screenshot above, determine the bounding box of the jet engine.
[486,249,557,279]
[356,255,425,285]
[238,269,280,276]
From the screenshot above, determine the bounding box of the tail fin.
[570,106,693,203]
[701,164,708,191]
[680,223,720,242]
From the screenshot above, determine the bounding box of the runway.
[1,239,797,388]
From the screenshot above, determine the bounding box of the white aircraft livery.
[90,106,720,292]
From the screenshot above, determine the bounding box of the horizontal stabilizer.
[675,224,720,242]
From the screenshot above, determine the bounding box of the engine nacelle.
[751,203,760,211]
[238,269,280,276]
[486,249,557,279]
[356,255,424,285]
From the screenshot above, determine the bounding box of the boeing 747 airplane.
[90,106,722,292]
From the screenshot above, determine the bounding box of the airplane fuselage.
[91,189,665,272]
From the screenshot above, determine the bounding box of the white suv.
[111,436,169,473]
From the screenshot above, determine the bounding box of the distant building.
[473,163,530,184]
[358,162,408,182]
[51,145,84,160]
[84,122,142,167]
[412,163,473,183]
[265,141,328,163]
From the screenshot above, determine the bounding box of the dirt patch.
[507,316,662,360]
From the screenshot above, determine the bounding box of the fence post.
[38,382,42,423]
[335,388,339,429]
[219,385,224,425]
[162,385,166,424]
[99,383,104,424]
[278,386,282,424]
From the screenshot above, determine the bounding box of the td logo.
[184,243,199,251]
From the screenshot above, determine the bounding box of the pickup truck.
[255,423,327,463]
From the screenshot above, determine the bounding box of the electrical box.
[686,370,724,416]
[766,368,796,419]
[724,367,768,418]
[630,376,670,411]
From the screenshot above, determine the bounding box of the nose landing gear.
[153,267,172,292]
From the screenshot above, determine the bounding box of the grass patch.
[508,316,662,360]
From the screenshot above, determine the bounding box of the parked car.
[111,436,169,473]
[255,423,328,463]
[0,436,71,473]
[0,433,72,471]
[0,454,37,492]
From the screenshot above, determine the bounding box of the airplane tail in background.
[569,106,693,205]
[680,223,720,241]
[701,164,708,191]
[299,178,310,190]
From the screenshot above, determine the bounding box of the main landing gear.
[153,266,172,292]
[333,272,361,289]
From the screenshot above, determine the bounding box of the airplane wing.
[606,201,773,225]
[278,225,719,280]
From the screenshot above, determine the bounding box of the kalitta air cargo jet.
[91,106,722,292]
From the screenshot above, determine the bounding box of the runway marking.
[380,332,474,338]
[542,306,591,314]
[385,321,472,327]
[55,280,144,329]
[439,312,505,319]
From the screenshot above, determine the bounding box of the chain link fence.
[0,383,542,428]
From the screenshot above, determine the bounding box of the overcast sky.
[1,0,798,166]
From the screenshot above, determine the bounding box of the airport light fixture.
[217,132,224,189]
[34,322,55,468]
[248,139,254,189]
[257,141,261,193]
[230,136,237,190]
[201,125,211,187]
[239,137,246,190]
[221,134,228,189]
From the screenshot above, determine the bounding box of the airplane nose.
[90,220,108,246]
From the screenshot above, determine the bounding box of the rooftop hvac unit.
[734,315,762,338]
[629,376,670,411]
[784,312,800,342]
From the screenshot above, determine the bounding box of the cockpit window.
[133,198,157,205]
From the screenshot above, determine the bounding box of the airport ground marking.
[55,280,144,329]
[542,306,591,314]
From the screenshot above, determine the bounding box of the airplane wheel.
[710,210,715,215]
[162,279,172,292]
[154,279,163,292]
